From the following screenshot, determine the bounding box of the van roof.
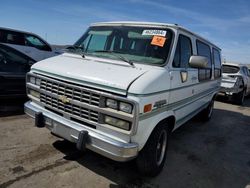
[91,21,221,50]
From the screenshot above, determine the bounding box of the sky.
[1,0,250,64]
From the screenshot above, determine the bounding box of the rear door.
[0,44,35,98]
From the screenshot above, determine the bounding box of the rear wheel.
[136,123,169,177]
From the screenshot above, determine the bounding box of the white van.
[0,27,61,61]
[24,22,222,176]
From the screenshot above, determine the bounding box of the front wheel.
[200,99,214,121]
[136,123,169,177]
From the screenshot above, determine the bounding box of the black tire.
[200,99,214,121]
[234,89,245,105]
[136,123,169,177]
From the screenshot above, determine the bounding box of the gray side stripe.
[139,87,218,120]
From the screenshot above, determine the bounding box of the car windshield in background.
[222,65,240,73]
[74,26,173,65]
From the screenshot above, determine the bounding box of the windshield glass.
[222,65,240,73]
[74,26,173,65]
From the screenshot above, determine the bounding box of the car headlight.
[36,78,41,86]
[119,102,133,114]
[30,76,36,84]
[106,98,133,114]
[29,76,41,86]
[29,89,40,99]
[104,115,130,131]
[106,98,118,109]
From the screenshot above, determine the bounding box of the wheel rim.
[156,130,167,166]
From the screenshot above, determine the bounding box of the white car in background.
[0,27,62,61]
[219,63,250,104]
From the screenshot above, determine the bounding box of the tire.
[234,89,245,105]
[200,99,214,121]
[136,123,169,177]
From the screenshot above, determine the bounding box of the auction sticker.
[142,30,167,37]
[151,36,166,47]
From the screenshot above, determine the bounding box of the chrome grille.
[39,78,101,123]
[40,93,99,123]
[40,79,100,107]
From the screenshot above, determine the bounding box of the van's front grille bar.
[40,79,100,107]
[40,93,99,123]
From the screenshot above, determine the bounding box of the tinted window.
[0,30,25,45]
[197,40,212,81]
[173,35,192,68]
[0,45,30,73]
[213,48,222,78]
[25,34,51,51]
[222,65,239,73]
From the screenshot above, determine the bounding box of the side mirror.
[189,55,208,68]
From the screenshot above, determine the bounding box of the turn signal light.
[144,104,152,113]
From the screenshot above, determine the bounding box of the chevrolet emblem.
[59,95,70,104]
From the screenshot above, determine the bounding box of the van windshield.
[74,26,173,65]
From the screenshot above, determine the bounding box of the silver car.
[219,63,250,104]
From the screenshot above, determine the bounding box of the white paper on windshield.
[142,30,167,37]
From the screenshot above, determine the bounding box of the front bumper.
[24,101,138,162]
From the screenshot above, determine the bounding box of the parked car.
[0,43,36,108]
[24,22,222,176]
[219,63,250,104]
[0,27,61,62]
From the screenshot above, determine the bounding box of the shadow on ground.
[52,102,250,188]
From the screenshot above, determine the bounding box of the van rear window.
[222,65,240,73]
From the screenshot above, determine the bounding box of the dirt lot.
[0,99,250,188]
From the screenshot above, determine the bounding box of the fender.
[131,110,175,150]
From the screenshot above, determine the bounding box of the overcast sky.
[1,0,250,64]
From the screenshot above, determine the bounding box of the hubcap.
[156,130,167,166]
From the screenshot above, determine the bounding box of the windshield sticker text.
[142,30,167,37]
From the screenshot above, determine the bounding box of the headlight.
[30,77,36,84]
[36,78,41,86]
[29,89,40,99]
[106,99,118,109]
[29,76,41,86]
[119,102,132,114]
[106,98,133,114]
[104,115,130,131]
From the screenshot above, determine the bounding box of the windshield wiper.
[66,45,85,58]
[93,50,135,67]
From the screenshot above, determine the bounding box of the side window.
[213,48,222,78]
[0,46,29,73]
[173,35,192,68]
[197,40,212,81]
[5,31,25,45]
[25,35,52,51]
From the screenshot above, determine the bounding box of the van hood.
[31,53,150,95]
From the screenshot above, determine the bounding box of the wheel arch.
[133,112,176,151]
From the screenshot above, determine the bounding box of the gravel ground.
[0,99,250,188]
